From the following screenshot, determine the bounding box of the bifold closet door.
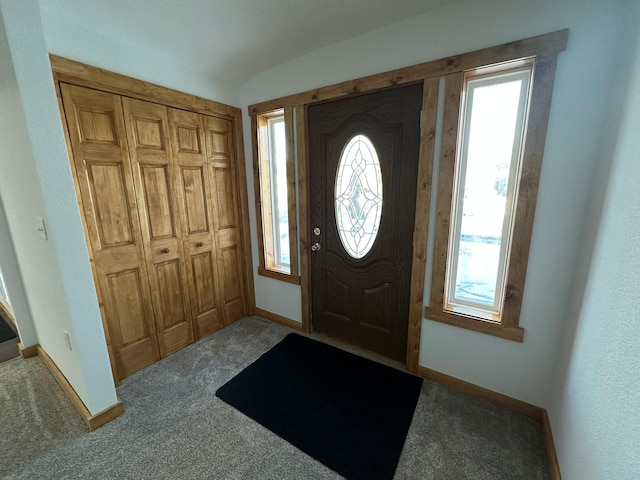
[168,109,225,338]
[122,98,194,357]
[204,116,248,325]
[60,84,160,378]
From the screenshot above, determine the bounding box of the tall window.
[267,114,290,269]
[445,64,532,321]
[425,57,549,342]
[253,108,300,284]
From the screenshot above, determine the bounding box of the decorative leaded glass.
[335,134,383,259]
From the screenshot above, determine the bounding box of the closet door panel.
[204,116,247,325]
[60,84,160,379]
[122,98,194,357]
[86,162,134,245]
[220,246,244,322]
[212,169,237,228]
[181,166,210,234]
[169,109,224,338]
[140,165,173,238]
[189,248,220,335]
[155,260,187,328]
[154,258,192,353]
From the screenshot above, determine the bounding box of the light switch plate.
[35,216,48,240]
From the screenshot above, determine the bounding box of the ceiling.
[39,0,454,86]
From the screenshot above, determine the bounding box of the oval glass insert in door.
[334,134,383,259]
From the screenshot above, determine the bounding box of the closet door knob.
[196,242,204,248]
[160,248,170,254]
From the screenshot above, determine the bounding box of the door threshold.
[309,330,408,373]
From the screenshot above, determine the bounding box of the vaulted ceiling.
[39,0,455,85]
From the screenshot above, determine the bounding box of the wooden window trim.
[424,54,560,343]
[257,266,301,285]
[296,104,312,333]
[248,30,568,115]
[284,107,299,277]
[252,107,301,283]
[406,78,440,370]
[248,30,567,367]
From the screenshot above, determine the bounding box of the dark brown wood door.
[308,84,422,362]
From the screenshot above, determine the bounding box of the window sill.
[423,307,524,342]
[258,266,301,285]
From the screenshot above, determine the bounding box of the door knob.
[313,227,321,236]
[311,242,321,252]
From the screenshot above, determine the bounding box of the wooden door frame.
[251,30,568,372]
[51,56,256,382]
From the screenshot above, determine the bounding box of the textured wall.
[549,24,640,480]
[0,195,37,345]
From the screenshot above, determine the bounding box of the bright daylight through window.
[446,64,532,321]
[335,134,383,259]
[254,108,299,283]
[267,114,290,269]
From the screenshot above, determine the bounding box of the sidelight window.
[267,115,290,268]
[423,55,554,343]
[445,66,532,320]
[253,109,300,284]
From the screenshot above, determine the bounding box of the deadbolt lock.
[313,227,321,236]
[311,242,321,252]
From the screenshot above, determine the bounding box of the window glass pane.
[268,116,290,269]
[446,68,531,316]
[335,134,383,259]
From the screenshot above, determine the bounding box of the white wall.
[238,0,639,406]
[0,196,37,345]
[547,23,640,480]
[0,0,117,415]
[0,190,43,358]
[38,3,239,107]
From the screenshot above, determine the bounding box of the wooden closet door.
[122,98,194,357]
[168,109,224,338]
[204,116,248,325]
[60,84,160,378]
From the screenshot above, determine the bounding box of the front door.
[308,84,422,362]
